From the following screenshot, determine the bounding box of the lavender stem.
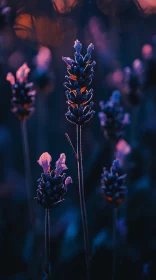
[21,119,33,225]
[77,124,90,279]
[45,208,51,279]
[112,207,117,280]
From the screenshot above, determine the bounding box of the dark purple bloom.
[101,159,127,208]
[62,39,96,125]
[122,60,144,106]
[6,63,36,120]
[98,90,130,142]
[33,46,54,94]
[0,0,11,28]
[35,152,72,209]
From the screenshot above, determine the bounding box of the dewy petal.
[65,176,73,186]
[16,63,30,83]
[132,59,143,75]
[37,152,52,173]
[6,72,15,85]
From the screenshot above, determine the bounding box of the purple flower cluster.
[62,40,96,125]
[6,63,36,120]
[122,44,156,106]
[98,90,130,142]
[35,153,72,208]
[123,59,144,106]
[0,1,11,28]
[101,159,127,208]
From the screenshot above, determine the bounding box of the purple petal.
[37,152,52,173]
[65,176,73,186]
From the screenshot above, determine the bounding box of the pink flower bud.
[6,72,15,85]
[65,176,73,186]
[16,63,30,83]
[36,46,52,70]
[55,153,68,177]
[37,152,52,173]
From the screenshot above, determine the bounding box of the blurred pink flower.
[116,139,131,156]
[37,152,52,173]
[6,63,30,85]
[6,72,15,85]
[142,44,153,60]
[123,113,130,125]
[106,69,124,90]
[0,0,11,15]
[132,59,143,75]
[35,46,52,70]
[16,63,30,83]
[55,153,68,177]
[65,176,73,186]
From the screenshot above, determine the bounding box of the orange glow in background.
[137,0,156,14]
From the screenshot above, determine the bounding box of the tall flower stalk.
[99,92,129,280]
[101,159,127,280]
[6,63,36,225]
[36,152,72,279]
[62,40,96,278]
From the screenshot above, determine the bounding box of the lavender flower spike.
[101,159,127,208]
[98,90,130,142]
[35,152,72,209]
[6,63,36,120]
[63,39,96,125]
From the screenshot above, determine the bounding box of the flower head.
[98,91,130,142]
[33,46,54,94]
[63,39,96,125]
[16,63,30,83]
[116,139,131,157]
[6,63,36,120]
[0,0,11,29]
[35,46,52,70]
[35,152,72,208]
[101,159,127,208]
[122,59,144,106]
[116,139,131,169]
[142,44,153,60]
[37,152,52,173]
